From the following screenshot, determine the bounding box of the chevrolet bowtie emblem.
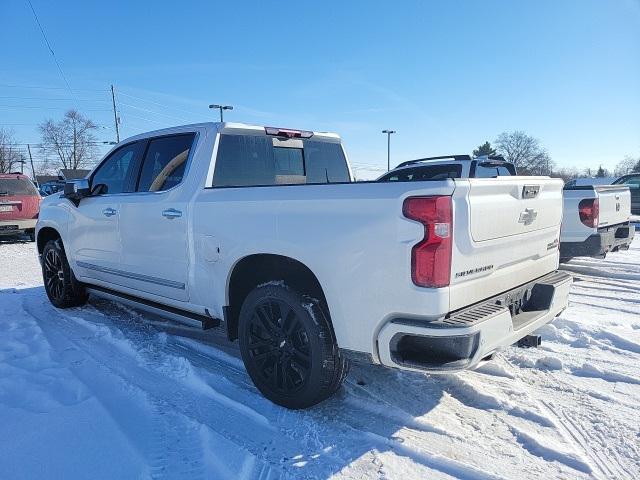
[518,208,538,226]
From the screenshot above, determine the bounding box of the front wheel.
[238,284,349,409]
[42,239,88,308]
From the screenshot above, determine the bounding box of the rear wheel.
[238,283,349,409]
[42,239,88,308]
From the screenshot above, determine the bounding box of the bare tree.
[0,128,26,174]
[552,166,582,183]
[39,110,99,170]
[614,156,640,177]
[494,130,553,175]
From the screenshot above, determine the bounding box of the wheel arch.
[37,226,62,255]
[225,254,332,342]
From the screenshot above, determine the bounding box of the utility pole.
[382,130,396,171]
[209,104,233,122]
[111,84,120,143]
[27,144,37,185]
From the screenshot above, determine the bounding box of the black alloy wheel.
[246,298,311,394]
[41,239,88,308]
[43,247,65,302]
[238,283,349,409]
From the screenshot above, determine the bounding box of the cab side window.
[92,141,145,194]
[137,134,195,192]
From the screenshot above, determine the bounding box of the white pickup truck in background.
[560,184,635,261]
[379,156,636,263]
[36,124,571,408]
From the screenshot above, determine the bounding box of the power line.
[0,104,111,111]
[0,83,106,92]
[26,0,74,96]
[117,91,203,117]
[118,101,191,122]
[118,112,167,126]
[0,96,109,102]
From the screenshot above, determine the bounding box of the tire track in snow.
[539,400,634,480]
[84,297,513,478]
[55,297,515,479]
[23,298,207,479]
[22,297,293,478]
[503,353,639,480]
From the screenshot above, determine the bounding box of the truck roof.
[395,154,507,170]
[121,122,342,145]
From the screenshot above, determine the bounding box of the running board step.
[517,335,541,348]
[86,285,220,330]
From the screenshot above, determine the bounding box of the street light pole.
[382,130,396,171]
[209,104,234,122]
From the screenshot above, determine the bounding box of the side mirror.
[63,179,91,201]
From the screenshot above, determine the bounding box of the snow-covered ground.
[1,237,639,480]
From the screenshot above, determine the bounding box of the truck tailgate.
[467,177,563,241]
[594,185,631,227]
[449,177,564,311]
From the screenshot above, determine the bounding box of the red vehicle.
[0,173,41,241]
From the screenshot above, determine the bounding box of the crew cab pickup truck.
[380,157,636,263]
[377,154,516,182]
[36,124,571,408]
[560,184,634,261]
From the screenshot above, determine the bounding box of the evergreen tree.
[472,141,496,157]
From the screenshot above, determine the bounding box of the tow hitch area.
[517,335,541,348]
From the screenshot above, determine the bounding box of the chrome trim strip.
[76,261,186,290]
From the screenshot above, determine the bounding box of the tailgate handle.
[522,185,540,199]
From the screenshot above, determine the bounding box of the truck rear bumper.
[560,222,635,259]
[376,271,572,373]
[0,218,37,235]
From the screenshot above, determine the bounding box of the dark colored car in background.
[39,180,65,197]
[0,173,41,241]
[613,173,640,215]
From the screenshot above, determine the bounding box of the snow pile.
[1,239,639,479]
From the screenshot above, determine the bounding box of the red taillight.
[265,127,313,138]
[403,196,452,288]
[579,198,599,228]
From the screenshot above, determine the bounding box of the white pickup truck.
[379,157,636,263]
[560,184,635,261]
[36,123,571,408]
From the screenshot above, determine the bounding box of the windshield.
[0,178,39,196]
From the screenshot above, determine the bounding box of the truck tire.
[42,239,88,308]
[238,283,349,409]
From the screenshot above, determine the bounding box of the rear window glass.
[212,135,350,187]
[0,178,39,196]
[474,163,515,178]
[378,164,462,182]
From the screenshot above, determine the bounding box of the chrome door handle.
[102,207,117,217]
[162,208,182,219]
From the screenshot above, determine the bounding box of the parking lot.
[1,236,639,479]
